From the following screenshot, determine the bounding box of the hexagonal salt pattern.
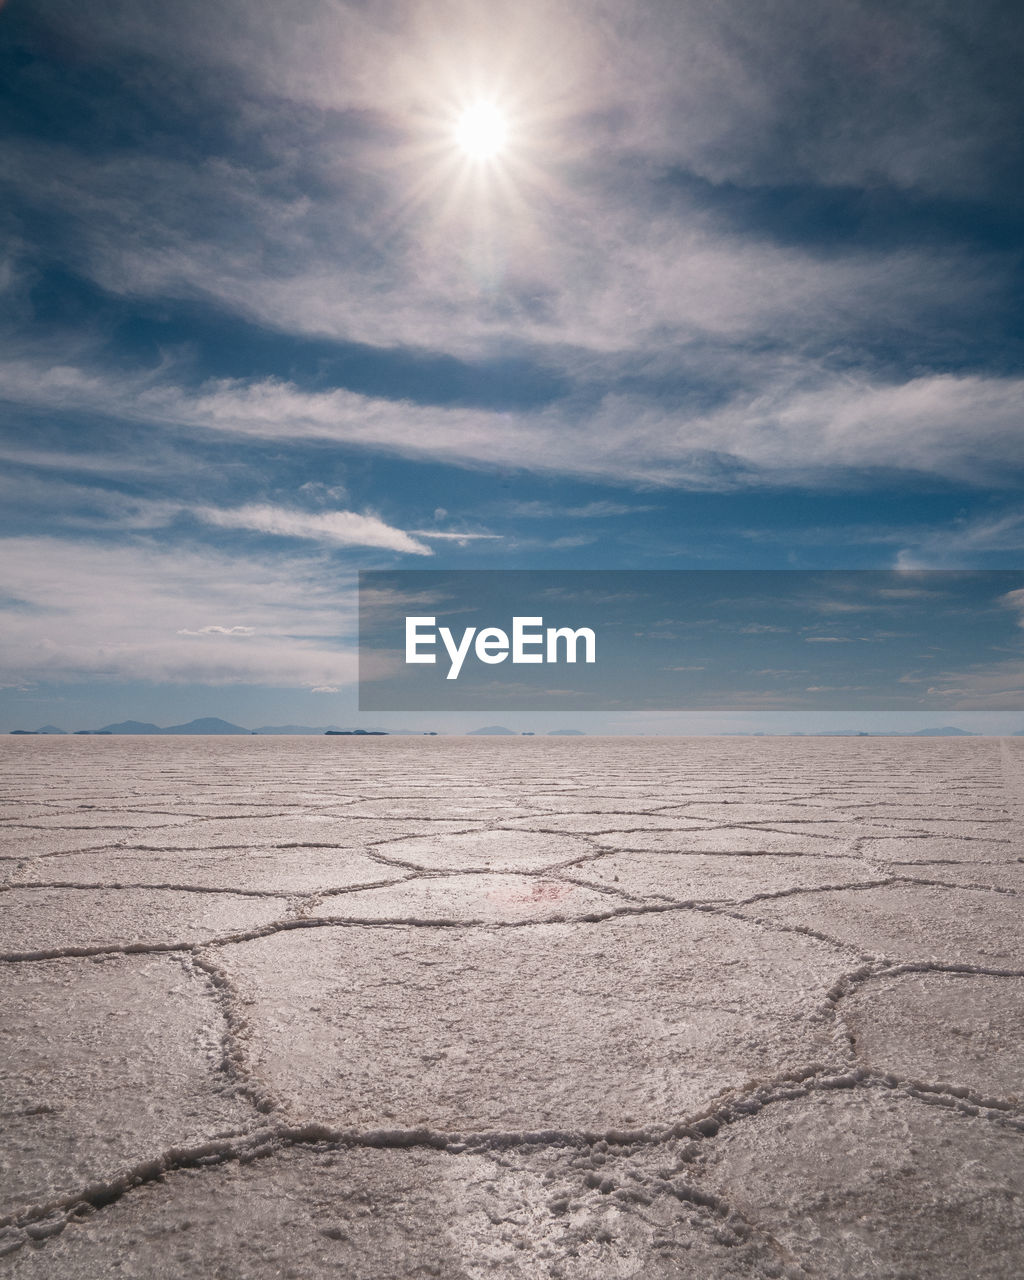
[1,733,1022,1278]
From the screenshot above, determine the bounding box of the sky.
[1,0,1023,733]
[358,570,1024,717]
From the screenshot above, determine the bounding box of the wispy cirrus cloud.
[190,503,433,554]
[3,357,1024,490]
[9,0,1018,359]
[1000,588,1024,629]
[407,529,502,542]
[33,0,1019,198]
[0,465,495,557]
[894,511,1024,568]
[2,0,1021,547]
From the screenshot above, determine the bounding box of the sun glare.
[454,102,508,160]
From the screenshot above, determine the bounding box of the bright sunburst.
[454,102,509,160]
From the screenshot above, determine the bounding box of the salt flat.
[0,735,1022,1278]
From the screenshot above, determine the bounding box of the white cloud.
[1000,588,1024,629]
[0,5,1006,375]
[894,511,1024,568]
[298,480,350,503]
[407,529,502,541]
[0,470,458,557]
[0,538,360,689]
[37,0,1015,204]
[177,625,257,636]
[15,133,983,363]
[919,656,1024,710]
[191,503,432,554]
[0,444,160,476]
[3,0,1020,568]
[3,358,1024,491]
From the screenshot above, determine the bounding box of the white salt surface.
[306,871,618,922]
[219,911,845,1131]
[1,734,1022,1277]
[2,846,406,896]
[0,886,289,956]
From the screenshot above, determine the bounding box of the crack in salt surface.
[0,898,715,962]
[0,880,292,900]
[4,1061,1021,1258]
[4,735,1023,1273]
[892,871,1022,896]
[10,849,1012,965]
[1,875,929,964]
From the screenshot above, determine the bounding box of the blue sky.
[358,570,1024,715]
[1,0,1023,732]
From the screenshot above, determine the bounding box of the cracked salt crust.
[868,836,1019,863]
[841,971,1024,1101]
[2,847,407,896]
[741,882,1024,967]
[0,954,256,1221]
[0,734,1022,1277]
[699,1090,1024,1280]
[0,886,291,957]
[217,912,848,1131]
[568,851,884,903]
[305,872,618,923]
[120,814,489,851]
[889,860,1024,892]
[363,828,597,873]
[501,813,714,833]
[591,827,856,856]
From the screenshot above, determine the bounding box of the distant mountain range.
[818,727,978,737]
[733,727,982,737]
[8,721,1014,737]
[11,718,410,736]
[101,718,250,735]
[8,719,588,736]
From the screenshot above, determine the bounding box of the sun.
[454,102,509,161]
